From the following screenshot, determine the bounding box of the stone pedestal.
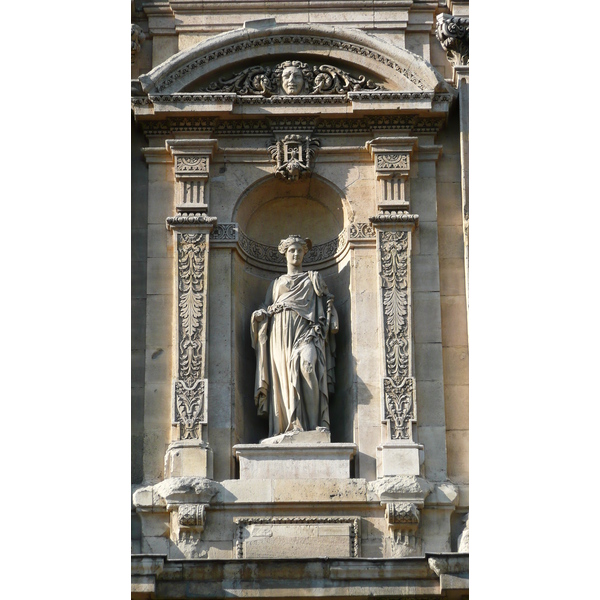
[233,438,357,479]
[377,442,424,477]
[164,440,214,478]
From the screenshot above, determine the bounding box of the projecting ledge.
[233,441,357,480]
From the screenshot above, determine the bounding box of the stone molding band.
[210,223,377,269]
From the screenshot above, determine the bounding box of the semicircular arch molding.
[139,24,448,95]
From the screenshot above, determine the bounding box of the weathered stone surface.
[132,4,468,588]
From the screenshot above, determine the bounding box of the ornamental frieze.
[206,61,380,96]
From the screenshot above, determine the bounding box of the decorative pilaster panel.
[370,207,422,476]
[164,214,217,478]
[376,228,416,443]
[366,138,417,212]
[167,139,217,214]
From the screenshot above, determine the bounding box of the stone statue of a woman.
[251,235,339,438]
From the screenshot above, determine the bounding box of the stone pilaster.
[164,213,217,478]
[166,139,218,214]
[368,136,422,477]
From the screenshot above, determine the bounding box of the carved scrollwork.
[383,378,414,440]
[349,222,376,239]
[206,60,380,96]
[210,223,238,242]
[435,14,469,67]
[175,379,206,440]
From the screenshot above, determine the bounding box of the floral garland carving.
[154,35,427,93]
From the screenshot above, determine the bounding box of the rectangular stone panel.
[235,518,359,559]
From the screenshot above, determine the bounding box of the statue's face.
[286,242,305,267]
[281,67,304,95]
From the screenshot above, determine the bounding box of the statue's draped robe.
[251,271,338,437]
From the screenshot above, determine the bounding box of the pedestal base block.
[164,440,214,478]
[377,442,423,477]
[233,440,357,479]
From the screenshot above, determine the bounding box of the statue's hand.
[253,309,268,323]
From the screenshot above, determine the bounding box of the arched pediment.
[139,23,449,96]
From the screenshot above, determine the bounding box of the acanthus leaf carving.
[177,233,206,385]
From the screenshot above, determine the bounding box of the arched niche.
[231,175,354,446]
[234,174,349,246]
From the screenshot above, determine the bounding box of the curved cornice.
[139,24,449,95]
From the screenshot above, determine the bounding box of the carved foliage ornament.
[376,153,409,171]
[174,233,208,440]
[178,504,207,530]
[206,60,380,96]
[178,233,206,383]
[175,379,206,440]
[268,135,320,181]
[175,156,208,174]
[379,230,415,440]
[435,14,469,67]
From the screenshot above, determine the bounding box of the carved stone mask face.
[281,67,304,95]
[286,242,305,267]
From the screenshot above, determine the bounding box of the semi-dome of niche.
[234,176,348,268]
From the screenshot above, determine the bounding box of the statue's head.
[278,235,312,264]
[274,61,312,95]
